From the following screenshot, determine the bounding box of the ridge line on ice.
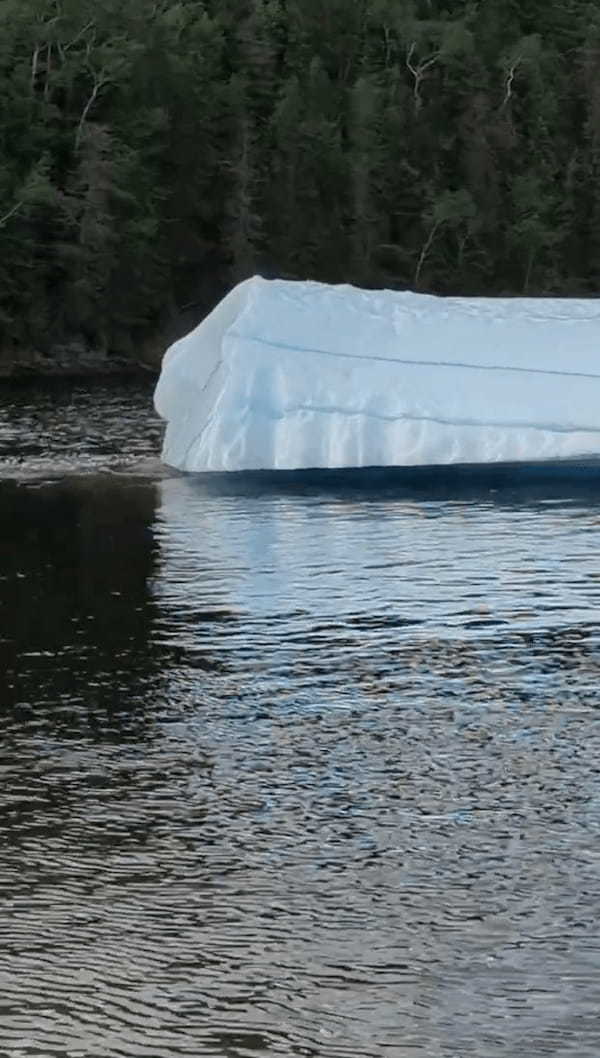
[231,332,600,382]
[284,403,600,435]
[180,354,224,468]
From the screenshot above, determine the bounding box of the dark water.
[2,381,600,1057]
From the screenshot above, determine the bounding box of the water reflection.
[0,476,159,735]
[154,473,600,645]
[1,394,600,1056]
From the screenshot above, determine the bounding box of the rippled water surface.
[2,380,600,1057]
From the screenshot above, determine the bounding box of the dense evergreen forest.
[1,0,600,367]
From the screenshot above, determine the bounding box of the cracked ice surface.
[154,276,600,472]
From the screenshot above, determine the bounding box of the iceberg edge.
[154,276,600,472]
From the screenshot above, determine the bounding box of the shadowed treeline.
[2,0,600,369]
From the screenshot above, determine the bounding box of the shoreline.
[0,343,162,381]
[0,307,203,381]
[0,360,158,381]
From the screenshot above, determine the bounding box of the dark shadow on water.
[177,458,600,505]
[0,477,160,738]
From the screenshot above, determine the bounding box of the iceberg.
[154,276,600,472]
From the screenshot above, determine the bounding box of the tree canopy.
[0,0,598,364]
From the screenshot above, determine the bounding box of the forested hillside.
[1,0,599,367]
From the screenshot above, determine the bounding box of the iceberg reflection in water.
[171,456,600,501]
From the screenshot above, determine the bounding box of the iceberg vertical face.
[154,276,600,472]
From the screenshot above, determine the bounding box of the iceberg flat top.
[154,276,600,472]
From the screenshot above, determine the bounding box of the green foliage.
[0,0,598,362]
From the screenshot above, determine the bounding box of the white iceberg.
[154,276,600,472]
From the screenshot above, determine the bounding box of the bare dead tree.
[406,41,440,114]
[75,38,109,150]
[501,57,522,108]
[414,219,441,286]
[30,13,61,95]
[31,44,40,93]
[382,25,392,65]
[0,201,23,228]
[44,42,53,100]
[76,73,110,149]
[57,20,95,59]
